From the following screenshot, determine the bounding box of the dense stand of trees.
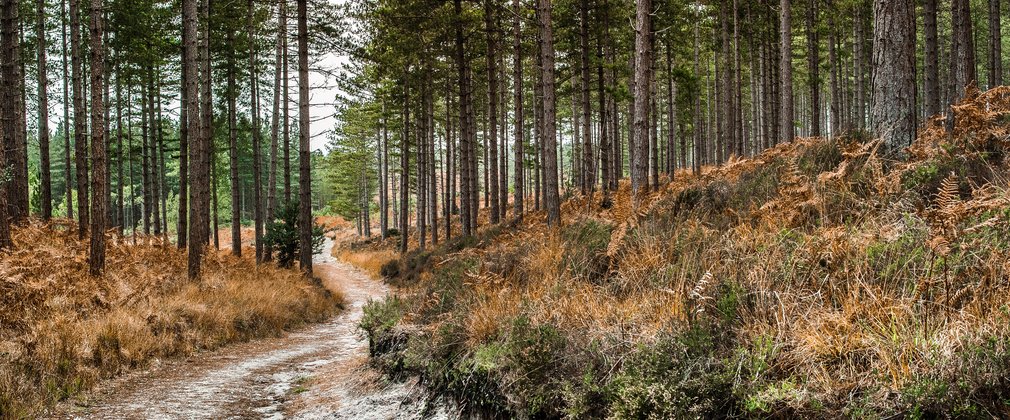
[0,0,331,278]
[0,0,1007,262]
[327,0,1005,255]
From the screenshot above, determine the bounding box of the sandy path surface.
[58,238,446,419]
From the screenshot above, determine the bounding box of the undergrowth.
[0,224,342,417]
[364,86,1010,418]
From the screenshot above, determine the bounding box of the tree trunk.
[806,0,820,137]
[296,0,312,275]
[923,0,939,116]
[178,23,189,248]
[512,0,524,220]
[249,0,263,261]
[692,15,701,174]
[87,0,106,275]
[538,0,561,225]
[870,0,916,155]
[950,0,976,103]
[989,0,1001,88]
[265,0,284,261]
[828,7,841,137]
[60,0,72,221]
[201,0,213,249]
[417,78,428,251]
[579,0,593,195]
[71,0,88,236]
[780,0,794,143]
[115,59,124,234]
[283,8,292,205]
[854,4,866,130]
[184,0,204,279]
[485,0,500,224]
[37,0,52,220]
[228,28,241,256]
[0,0,15,248]
[380,100,389,238]
[148,69,161,236]
[631,0,651,195]
[399,80,410,253]
[598,14,611,199]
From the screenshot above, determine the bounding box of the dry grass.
[368,86,1010,417]
[0,222,343,417]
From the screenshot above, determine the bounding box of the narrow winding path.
[61,238,443,419]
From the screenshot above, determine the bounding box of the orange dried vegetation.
[0,222,342,417]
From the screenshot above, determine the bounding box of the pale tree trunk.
[200,0,213,248]
[88,0,106,275]
[538,0,561,225]
[870,0,916,155]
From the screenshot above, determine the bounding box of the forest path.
[60,237,441,419]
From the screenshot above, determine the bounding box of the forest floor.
[364,85,1010,418]
[51,235,446,419]
[0,223,343,417]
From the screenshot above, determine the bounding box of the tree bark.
[184,0,204,279]
[512,0,524,220]
[631,0,651,194]
[806,0,820,137]
[923,0,939,116]
[37,0,52,220]
[399,79,410,253]
[989,0,1001,88]
[870,0,916,155]
[949,0,976,104]
[249,0,263,261]
[579,0,593,195]
[228,28,241,256]
[780,0,794,143]
[71,0,88,236]
[87,0,106,275]
[485,0,500,224]
[538,0,561,225]
[296,0,312,275]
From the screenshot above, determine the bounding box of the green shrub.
[263,201,325,268]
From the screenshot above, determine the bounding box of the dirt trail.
[60,238,445,419]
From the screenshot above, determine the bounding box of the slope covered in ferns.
[364,85,1010,418]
